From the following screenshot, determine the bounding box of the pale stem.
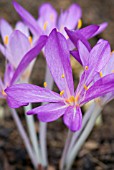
[39,64,54,167]
[65,104,102,170]
[67,102,96,158]
[24,104,42,165]
[60,130,73,170]
[10,108,38,169]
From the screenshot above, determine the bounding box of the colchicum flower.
[5,29,114,132]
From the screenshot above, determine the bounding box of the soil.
[0,0,114,170]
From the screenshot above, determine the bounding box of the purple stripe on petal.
[63,106,82,132]
[10,35,47,84]
[45,29,74,98]
[5,83,63,108]
[27,103,67,122]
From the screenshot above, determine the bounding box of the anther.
[44,82,47,88]
[84,84,88,91]
[4,35,9,45]
[60,90,64,96]
[43,21,48,31]
[2,90,7,96]
[69,96,75,103]
[77,19,82,29]
[85,66,88,70]
[99,72,103,77]
[28,36,32,44]
[61,74,65,78]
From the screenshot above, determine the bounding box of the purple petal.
[63,106,82,132]
[79,25,99,39]
[13,1,42,36]
[7,30,30,67]
[81,74,114,104]
[65,28,91,51]
[4,63,14,86]
[27,103,67,122]
[92,22,108,37]
[70,50,82,65]
[58,4,82,36]
[10,35,47,84]
[45,29,74,98]
[0,19,13,43]
[15,21,29,37]
[5,83,63,108]
[37,3,57,35]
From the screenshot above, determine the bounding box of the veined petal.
[7,30,30,68]
[5,83,63,108]
[58,4,82,36]
[81,74,114,104]
[37,3,57,34]
[13,1,42,36]
[15,21,29,37]
[65,28,91,51]
[0,18,13,43]
[28,103,67,122]
[63,106,82,132]
[10,35,47,84]
[45,29,74,98]
[79,25,99,39]
[70,50,82,65]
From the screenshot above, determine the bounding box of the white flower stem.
[60,130,73,170]
[39,64,54,167]
[11,108,38,169]
[67,102,96,158]
[65,104,102,170]
[24,104,42,165]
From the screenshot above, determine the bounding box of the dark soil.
[0,0,114,170]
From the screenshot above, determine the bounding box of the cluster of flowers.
[1,1,114,133]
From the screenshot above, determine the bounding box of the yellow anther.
[60,90,64,96]
[85,66,88,70]
[77,19,82,29]
[99,72,103,77]
[43,21,48,31]
[84,84,88,91]
[75,95,80,102]
[4,35,9,45]
[69,96,75,103]
[50,14,54,21]
[44,82,47,88]
[28,36,32,44]
[61,74,65,78]
[112,70,114,73]
[2,90,7,96]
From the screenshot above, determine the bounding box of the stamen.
[4,35,9,45]
[28,36,32,44]
[69,96,75,103]
[43,21,48,31]
[44,82,47,88]
[77,19,82,29]
[61,74,65,78]
[2,90,7,96]
[85,66,88,70]
[60,90,64,96]
[75,95,80,102]
[84,84,88,91]
[99,72,103,77]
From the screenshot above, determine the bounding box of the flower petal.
[70,50,82,65]
[27,102,67,122]
[7,30,30,67]
[58,4,82,36]
[63,106,82,132]
[37,3,57,35]
[4,63,14,86]
[5,83,63,108]
[15,21,29,37]
[13,1,42,36]
[10,35,47,84]
[0,18,13,43]
[45,29,74,98]
[81,74,114,104]
[92,22,108,37]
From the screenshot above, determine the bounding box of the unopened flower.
[5,29,114,132]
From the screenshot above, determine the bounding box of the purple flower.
[5,29,114,132]
[13,1,82,38]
